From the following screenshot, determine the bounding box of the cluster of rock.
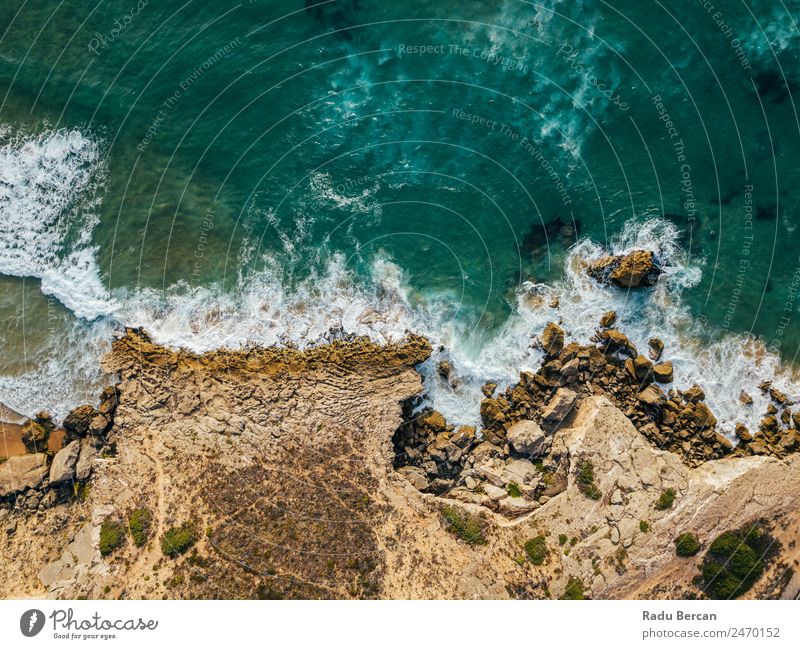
[0,387,119,517]
[394,311,800,516]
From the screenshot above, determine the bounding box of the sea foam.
[0,127,114,320]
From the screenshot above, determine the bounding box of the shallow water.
[0,0,799,426]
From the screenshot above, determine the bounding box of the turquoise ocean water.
[1,0,799,429]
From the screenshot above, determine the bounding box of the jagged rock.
[760,415,779,433]
[49,440,81,485]
[587,250,662,288]
[0,454,49,497]
[542,322,565,355]
[98,385,119,415]
[62,405,98,436]
[735,423,753,442]
[769,387,790,405]
[626,355,653,381]
[600,311,617,327]
[420,410,447,432]
[652,362,673,383]
[481,382,497,398]
[779,432,798,452]
[471,441,503,461]
[480,398,507,427]
[714,432,735,451]
[739,391,753,405]
[593,329,637,357]
[88,414,110,437]
[638,385,667,408]
[506,419,549,457]
[682,384,705,403]
[20,419,48,451]
[397,466,428,491]
[450,426,476,450]
[436,360,460,388]
[681,403,717,430]
[648,338,665,361]
[541,388,578,429]
[75,439,98,481]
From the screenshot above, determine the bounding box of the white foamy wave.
[117,254,419,354]
[0,127,114,320]
[0,315,113,421]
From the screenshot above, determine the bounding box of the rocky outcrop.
[586,249,663,288]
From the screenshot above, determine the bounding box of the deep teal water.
[1,0,799,421]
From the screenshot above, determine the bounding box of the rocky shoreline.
[1,250,799,600]
[393,250,799,520]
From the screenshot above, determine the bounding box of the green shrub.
[558,533,568,546]
[559,576,585,600]
[675,533,701,557]
[576,460,601,500]
[442,505,486,545]
[655,488,676,510]
[99,518,125,557]
[699,525,772,599]
[639,520,650,533]
[524,536,548,565]
[161,522,198,557]
[128,508,153,548]
[506,482,522,498]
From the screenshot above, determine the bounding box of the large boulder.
[87,414,110,437]
[541,388,578,430]
[62,405,99,436]
[587,250,662,288]
[419,410,447,432]
[75,439,98,481]
[593,329,637,357]
[49,440,81,485]
[0,453,49,497]
[638,385,667,408]
[506,419,549,457]
[541,322,565,356]
[480,398,507,427]
[652,362,674,383]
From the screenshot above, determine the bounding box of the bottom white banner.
[0,599,796,648]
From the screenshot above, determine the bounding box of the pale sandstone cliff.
[1,330,798,599]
